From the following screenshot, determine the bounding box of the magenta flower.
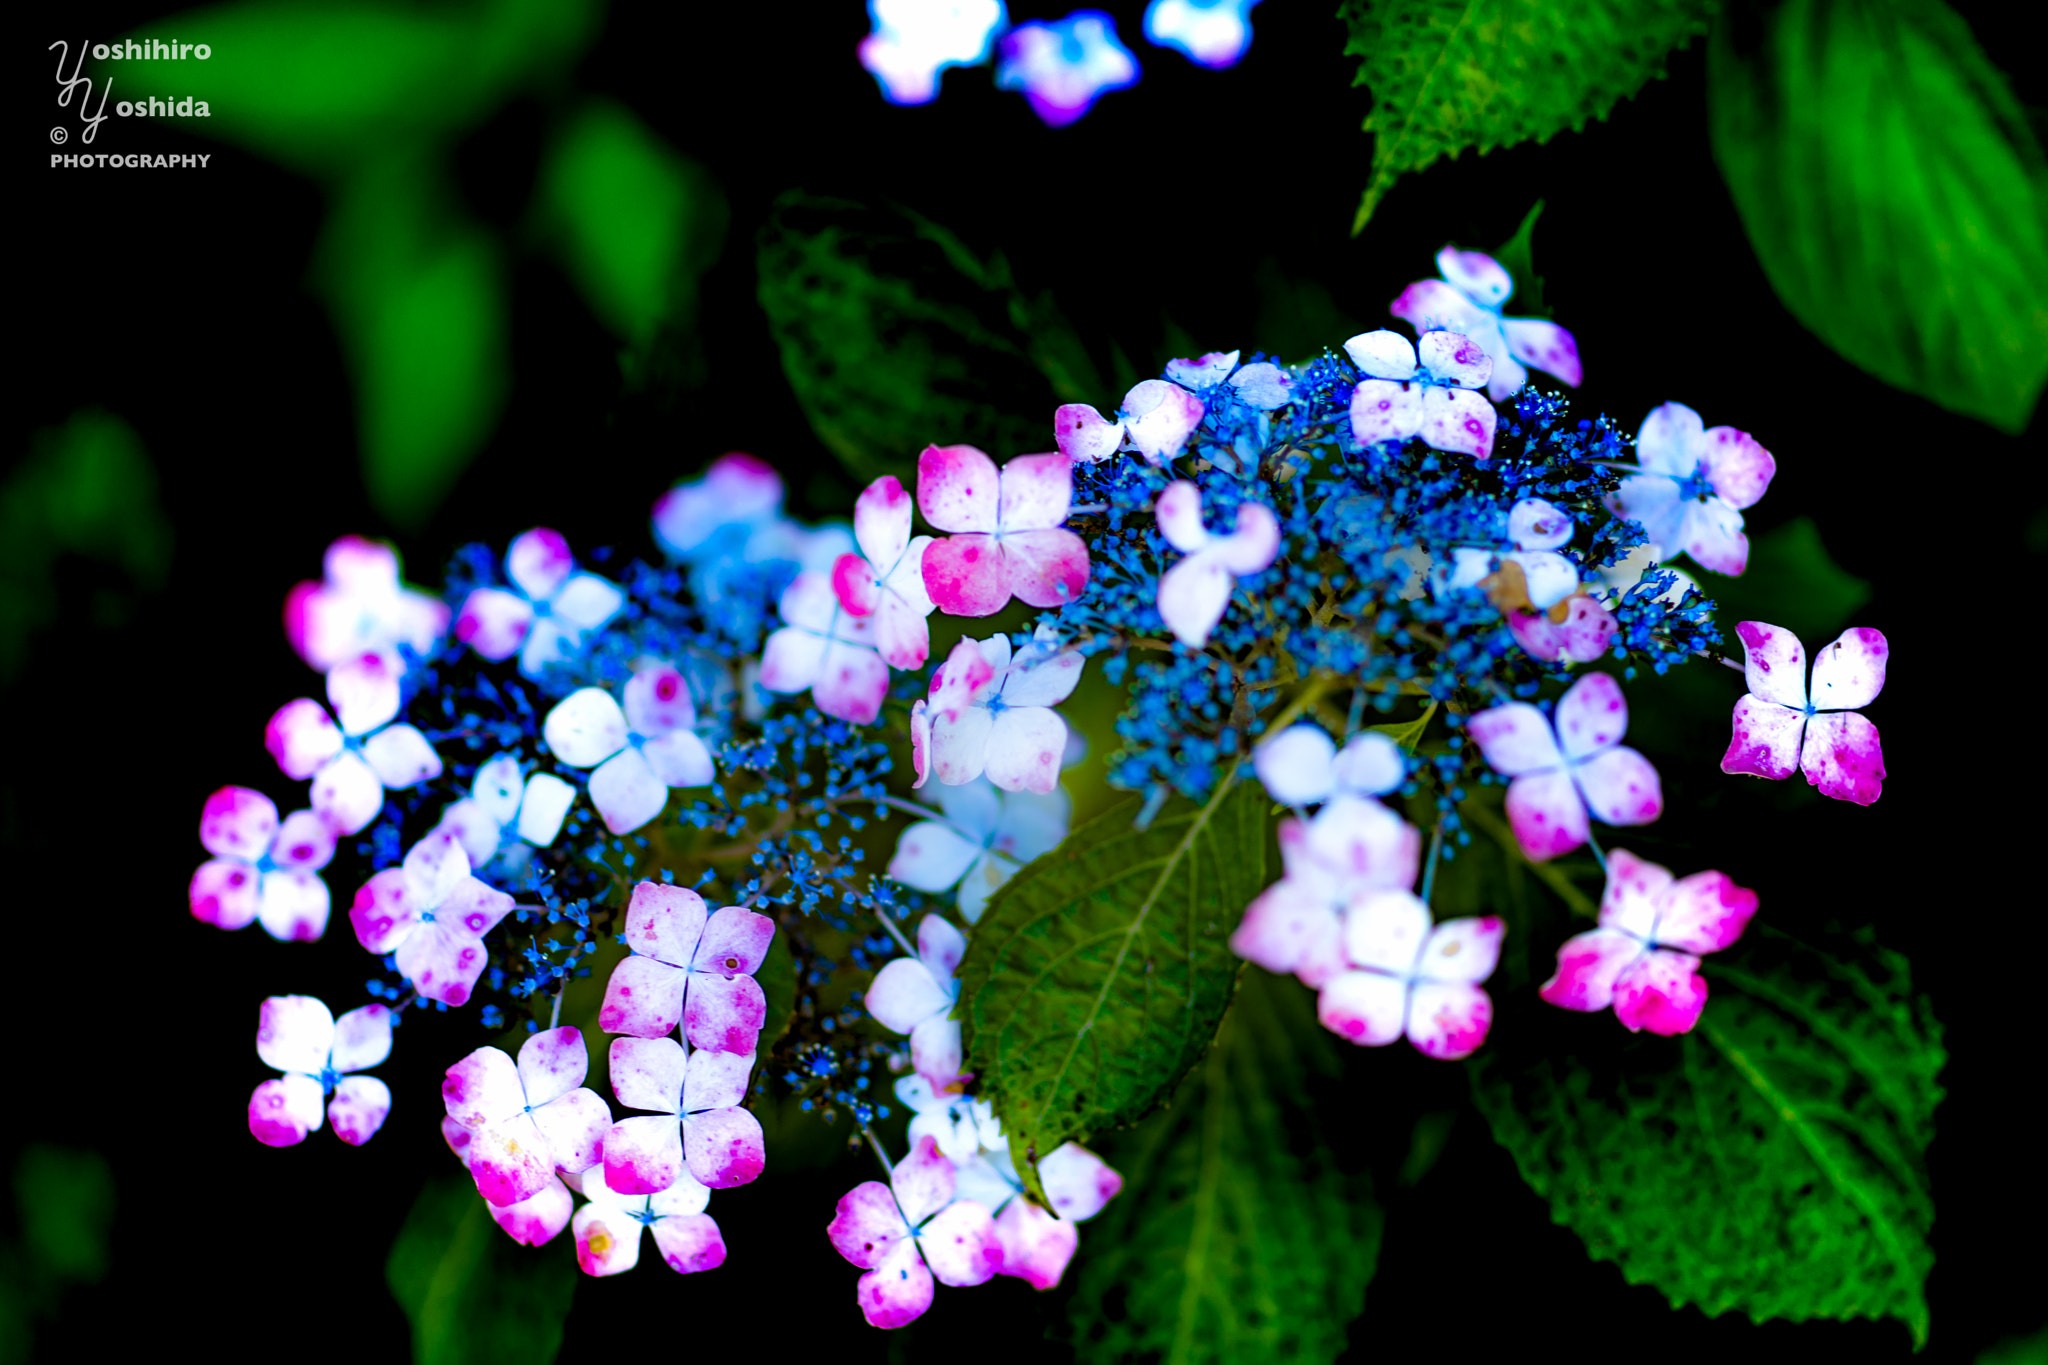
[1391,248,1582,401]
[866,915,968,1091]
[1721,622,1888,805]
[567,1163,725,1277]
[265,648,443,835]
[1230,796,1422,988]
[248,996,392,1147]
[282,535,448,674]
[831,475,937,670]
[1467,672,1663,862]
[759,570,891,725]
[1540,849,1758,1035]
[1606,402,1776,576]
[827,1134,1001,1328]
[442,1027,611,1207]
[543,664,715,833]
[453,528,624,675]
[1316,892,1503,1060]
[917,444,1090,617]
[1154,481,1280,647]
[598,880,776,1051]
[917,633,1084,794]
[1346,328,1499,461]
[993,10,1139,127]
[348,830,514,1006]
[189,787,336,941]
[602,1037,765,1194]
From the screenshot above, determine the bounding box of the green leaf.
[756,192,1078,487]
[1708,0,2048,433]
[1341,0,1718,231]
[1488,199,1551,317]
[12,1146,115,1289]
[1706,515,1872,643]
[958,780,1269,1204]
[387,1176,577,1365]
[1471,924,1942,1345]
[1062,968,1381,1365]
[755,921,799,1054]
[1369,698,1439,754]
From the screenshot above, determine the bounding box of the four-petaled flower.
[265,648,444,836]
[758,570,890,725]
[1317,891,1504,1059]
[1540,849,1757,1035]
[1345,329,1499,460]
[1253,726,1404,809]
[602,1037,766,1193]
[453,528,625,675]
[1467,672,1662,862]
[283,535,448,674]
[567,1163,726,1277]
[1721,622,1888,805]
[1154,481,1281,648]
[1391,247,1582,401]
[831,475,938,670]
[598,880,776,1051]
[886,777,1070,923]
[917,444,1090,617]
[248,996,393,1147]
[993,10,1140,127]
[441,1118,574,1247]
[912,634,1083,794]
[430,752,577,873]
[653,451,852,570]
[349,829,515,1006]
[866,915,968,1090]
[442,1026,612,1207]
[543,664,715,833]
[1605,402,1776,575]
[190,787,337,941]
[1231,797,1422,987]
[827,1134,1000,1328]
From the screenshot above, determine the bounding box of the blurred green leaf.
[1062,969,1381,1365]
[757,192,1092,487]
[1368,699,1439,754]
[1708,515,1872,644]
[1979,1325,2048,1365]
[755,922,799,1055]
[388,1177,576,1365]
[109,0,601,173]
[13,1146,115,1288]
[958,781,1267,1205]
[1340,0,1717,231]
[1708,0,2048,433]
[1472,924,1942,1345]
[1488,199,1551,317]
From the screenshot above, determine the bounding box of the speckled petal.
[759,624,826,696]
[1437,248,1513,305]
[257,994,335,1075]
[1231,362,1293,409]
[813,640,891,725]
[1679,499,1749,576]
[1809,627,1887,711]
[328,1075,391,1145]
[1722,695,1805,781]
[1420,386,1496,460]
[324,1004,391,1075]
[1696,427,1775,510]
[543,688,629,768]
[1655,869,1758,955]
[918,444,1001,533]
[250,1074,325,1146]
[572,1202,643,1276]
[829,1180,910,1270]
[443,1045,524,1129]
[435,800,500,870]
[1598,848,1667,939]
[650,1212,725,1274]
[609,1035,686,1114]
[1349,379,1424,447]
[533,1088,610,1174]
[910,1014,964,1090]
[1538,928,1644,1013]
[363,724,442,789]
[649,1165,711,1219]
[396,923,490,1006]
[993,1197,1076,1289]
[491,1176,573,1246]
[998,454,1075,533]
[1317,970,1407,1046]
[930,636,997,721]
[1504,770,1589,861]
[348,868,416,954]
[1502,317,1582,387]
[1406,981,1493,1059]
[504,527,573,600]
[454,587,532,661]
[1416,915,1503,985]
[1120,379,1205,463]
[604,1114,684,1195]
[623,881,708,965]
[685,1105,765,1188]
[1466,702,1562,776]
[589,748,668,835]
[890,1134,958,1226]
[312,749,384,835]
[1555,672,1630,763]
[468,1114,554,1206]
[1635,403,1705,477]
[1391,276,1489,334]
[1002,528,1091,609]
[930,705,994,786]
[623,665,697,737]
[201,787,279,861]
[600,955,689,1039]
[1165,350,1240,388]
[256,868,330,942]
[919,1198,1000,1286]
[1801,710,1885,805]
[889,820,982,892]
[1612,949,1708,1035]
[1418,331,1493,389]
[874,592,934,671]
[1342,329,1419,380]
[326,649,403,736]
[1039,1142,1122,1222]
[1574,746,1663,828]
[858,1238,935,1328]
[683,972,767,1055]
[265,699,345,781]
[190,858,260,930]
[1054,403,1125,462]
[517,1026,590,1107]
[984,707,1066,794]
[696,905,776,975]
[919,534,1006,617]
[1733,621,1809,710]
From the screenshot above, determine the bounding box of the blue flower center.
[1674,471,1716,502]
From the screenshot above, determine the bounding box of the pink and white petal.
[1436,248,1514,307]
[776,570,841,635]
[401,829,470,908]
[889,820,983,892]
[1405,981,1494,1060]
[1153,480,1210,554]
[1165,351,1240,388]
[891,1135,958,1226]
[684,1105,766,1189]
[857,1239,936,1329]
[442,1045,525,1129]
[684,1048,757,1113]
[257,995,336,1075]
[266,699,345,781]
[759,625,828,696]
[439,877,514,943]
[312,750,384,836]
[997,454,1075,533]
[930,636,997,721]
[1317,970,1408,1046]
[1230,362,1294,409]
[468,1115,555,1206]
[1466,702,1563,776]
[329,1003,392,1074]
[993,1197,1076,1288]
[609,1035,686,1114]
[1349,379,1424,447]
[625,880,709,966]
[256,868,330,942]
[1501,317,1583,388]
[1341,889,1432,975]
[1390,278,1490,336]
[349,868,417,955]
[1053,403,1125,462]
[1504,770,1590,861]
[1000,648,1086,708]
[1002,528,1092,609]
[1634,403,1705,477]
[573,1202,643,1276]
[191,858,260,930]
[532,1088,611,1174]
[642,729,714,789]
[1420,386,1497,460]
[396,924,490,1006]
[1809,628,1888,711]
[1721,696,1805,781]
[542,688,629,768]
[1303,796,1421,891]
[454,587,532,662]
[1605,472,1684,538]
[918,1198,1001,1286]
[1598,849,1668,938]
[812,641,891,726]
[1554,596,1618,663]
[200,787,279,861]
[603,1114,685,1195]
[683,973,767,1057]
[1231,879,1332,977]
[874,594,933,671]
[917,444,1002,533]
[623,665,698,737]
[1734,621,1809,710]
[328,1075,391,1145]
[1508,498,1574,551]
[829,1180,911,1269]
[867,959,950,1035]
[834,552,882,616]
[910,1014,965,1091]
[515,774,576,847]
[1574,746,1664,828]
[1678,499,1749,576]
[249,1074,325,1147]
[518,1026,590,1108]
[881,536,937,610]
[326,650,403,736]
[1538,929,1644,1013]
[1120,380,1205,463]
[1555,672,1631,763]
[921,534,1011,617]
[650,1212,726,1274]
[649,1165,712,1219]
[984,708,1068,795]
[918,914,968,983]
[589,748,670,835]
[1611,950,1709,1035]
[1255,725,1337,806]
[549,573,624,633]
[1654,870,1758,955]
[1418,331,1494,390]
[434,800,501,871]
[930,705,995,787]
[696,905,776,976]
[1039,1142,1122,1222]
[1341,329,1419,380]
[362,723,442,789]
[506,528,575,601]
[1217,502,1282,577]
[1697,427,1775,510]
[600,955,690,1039]
[1417,915,1504,986]
[1801,711,1886,805]
[491,1176,574,1247]
[1158,550,1235,648]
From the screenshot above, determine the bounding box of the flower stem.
[856,1116,895,1180]
[1420,819,1446,907]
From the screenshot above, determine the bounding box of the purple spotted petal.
[1679,499,1749,575]
[993,1197,1077,1289]
[1418,331,1493,389]
[396,924,491,1006]
[918,1199,1000,1286]
[257,995,335,1075]
[573,1201,642,1276]
[889,819,982,892]
[491,1176,573,1247]
[1801,711,1885,805]
[858,1239,935,1328]
[442,1045,524,1130]
[1502,316,1582,387]
[1598,849,1665,937]
[201,787,279,861]
[1349,379,1424,447]
[696,905,775,975]
[1655,870,1758,955]
[984,707,1066,795]
[455,587,532,662]
[1405,981,1493,1059]
[1002,528,1091,610]
[468,1114,554,1206]
[910,1014,965,1091]
[1734,621,1808,709]
[1809,627,1888,711]
[326,649,403,736]
[609,1036,686,1114]
[1697,426,1775,510]
[1390,277,1489,336]
[1120,380,1205,463]
[1612,950,1708,1035]
[891,1135,957,1226]
[1435,248,1512,306]
[1467,702,1563,776]
[812,640,891,725]
[918,444,1001,533]
[312,749,384,835]
[1575,746,1663,828]
[1505,769,1589,861]
[1039,1143,1122,1222]
[1317,970,1407,1046]
[517,1027,589,1107]
[684,1048,755,1112]
[1420,385,1496,459]
[330,1004,393,1073]
[1555,672,1629,763]
[533,1088,609,1174]
[604,1114,684,1195]
[622,881,708,966]
[1635,403,1705,478]
[829,1181,910,1270]
[256,869,330,942]
[930,705,994,787]
[328,1075,391,1145]
[682,973,766,1055]
[623,665,697,737]
[506,527,574,600]
[190,859,259,930]
[1722,695,1805,781]
[650,1212,726,1274]
[1231,878,1337,981]
[921,533,1009,617]
[1539,928,1644,1013]
[249,1074,324,1146]
[265,699,344,781]
[1165,350,1239,388]
[997,453,1074,533]
[1053,403,1124,462]
[685,1105,765,1189]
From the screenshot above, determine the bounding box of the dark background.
[12,1,2043,1360]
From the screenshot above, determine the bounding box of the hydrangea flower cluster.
[194,239,1889,1329]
